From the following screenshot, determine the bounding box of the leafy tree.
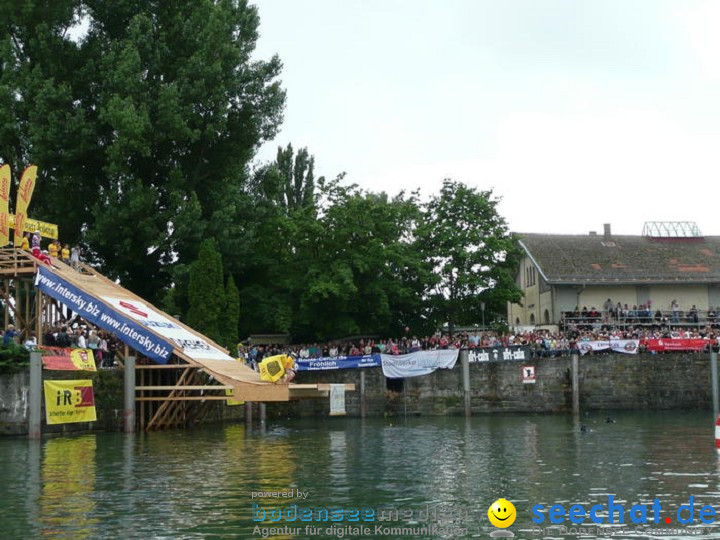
[186,238,224,344]
[223,274,240,349]
[254,144,317,211]
[290,184,431,341]
[0,0,285,303]
[417,179,522,334]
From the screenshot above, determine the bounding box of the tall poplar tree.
[186,238,224,344]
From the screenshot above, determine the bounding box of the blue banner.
[35,267,174,363]
[295,354,381,371]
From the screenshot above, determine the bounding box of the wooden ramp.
[36,257,290,402]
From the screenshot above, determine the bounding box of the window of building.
[530,313,535,324]
[544,309,550,324]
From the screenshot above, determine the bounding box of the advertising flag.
[43,379,97,424]
[14,164,37,247]
[40,348,97,371]
[0,163,10,246]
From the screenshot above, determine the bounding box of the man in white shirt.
[76,329,87,349]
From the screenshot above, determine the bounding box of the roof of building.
[519,234,720,284]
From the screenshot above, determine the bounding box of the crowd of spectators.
[2,315,124,368]
[238,323,720,369]
[563,299,720,327]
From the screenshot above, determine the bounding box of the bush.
[0,343,30,373]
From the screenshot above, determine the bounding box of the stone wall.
[267,352,715,418]
[2,352,714,435]
[0,371,30,435]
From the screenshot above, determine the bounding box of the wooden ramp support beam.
[289,383,356,400]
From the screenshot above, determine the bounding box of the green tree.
[290,183,431,341]
[186,238,224,344]
[0,0,285,303]
[223,274,240,349]
[417,179,522,334]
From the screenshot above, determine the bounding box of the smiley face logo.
[488,498,516,529]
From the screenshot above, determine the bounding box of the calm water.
[2,412,720,539]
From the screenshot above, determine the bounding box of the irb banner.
[43,380,97,425]
[40,348,97,371]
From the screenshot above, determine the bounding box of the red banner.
[642,338,708,352]
[40,347,97,371]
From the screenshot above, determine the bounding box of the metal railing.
[560,309,719,327]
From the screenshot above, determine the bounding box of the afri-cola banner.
[577,339,639,355]
[468,346,530,363]
[40,347,97,371]
[43,379,97,425]
[295,354,381,371]
[642,338,708,352]
[381,349,459,379]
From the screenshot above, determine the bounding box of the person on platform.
[48,239,60,258]
[31,230,41,250]
[282,355,297,383]
[20,233,30,250]
[70,245,80,270]
[61,244,70,262]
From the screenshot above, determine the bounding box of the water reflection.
[2,413,720,538]
[39,435,98,538]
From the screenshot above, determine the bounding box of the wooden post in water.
[711,351,718,418]
[123,356,136,433]
[245,402,253,427]
[462,350,471,417]
[259,403,266,424]
[28,351,42,439]
[360,370,366,418]
[572,353,580,416]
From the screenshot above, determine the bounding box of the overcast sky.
[252,0,720,236]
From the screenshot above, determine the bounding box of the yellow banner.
[14,164,37,247]
[43,379,97,425]
[0,164,9,246]
[8,214,58,240]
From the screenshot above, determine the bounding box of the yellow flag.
[14,164,37,247]
[43,379,97,425]
[0,164,10,246]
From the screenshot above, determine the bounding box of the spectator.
[61,244,70,262]
[70,245,80,270]
[48,239,60,258]
[20,233,30,250]
[24,333,37,350]
[55,326,71,348]
[76,329,87,349]
[3,324,18,346]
